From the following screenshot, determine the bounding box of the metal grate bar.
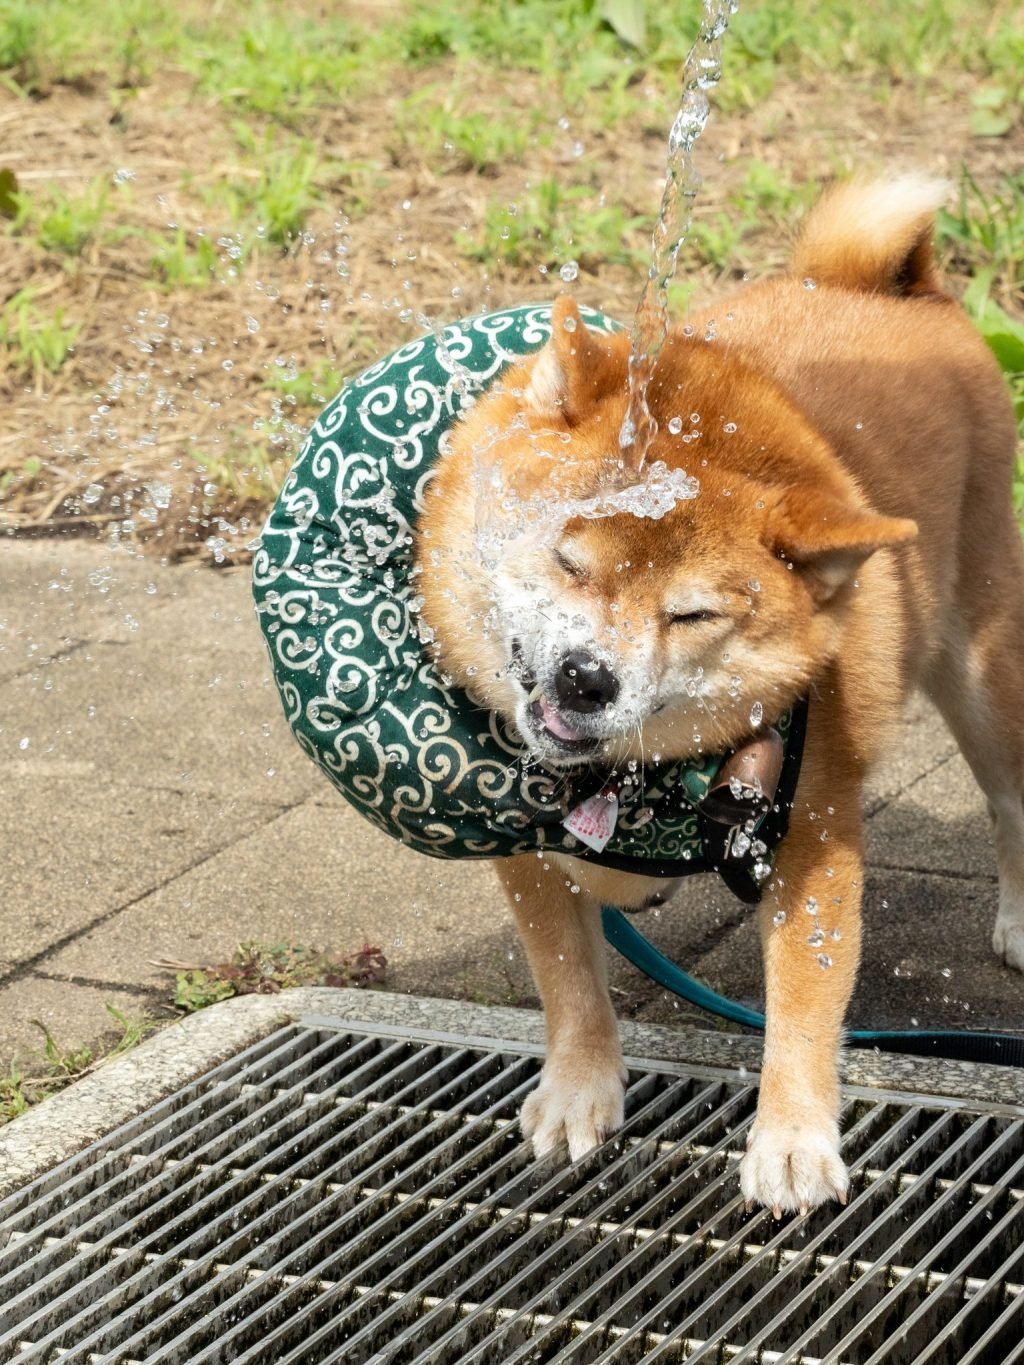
[406,1082,768,1365]
[830,1132,1024,1364]
[25,1041,529,1363]
[1,1032,458,1354]
[2,1018,1022,1364]
[478,1098,902,1365]
[0,1025,300,1228]
[359,1078,758,1365]
[646,1111,1004,1365]
[131,1068,533,1361]
[128,1050,540,1364]
[902,1196,1024,1363]
[216,1068,703,1364]
[0,1027,380,1280]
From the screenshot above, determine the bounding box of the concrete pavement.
[2,536,1023,1065]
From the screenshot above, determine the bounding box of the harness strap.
[574,699,810,902]
[602,906,1024,1069]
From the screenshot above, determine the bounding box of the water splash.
[619,0,738,472]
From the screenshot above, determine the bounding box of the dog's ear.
[774,487,917,602]
[524,296,627,424]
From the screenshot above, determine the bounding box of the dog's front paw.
[521,1054,626,1162]
[740,1119,848,1217]
[993,914,1024,973]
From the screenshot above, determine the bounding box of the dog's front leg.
[498,854,627,1160]
[741,759,863,1216]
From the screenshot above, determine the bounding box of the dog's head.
[418,297,916,769]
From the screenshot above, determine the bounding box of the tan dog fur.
[416,176,1022,1214]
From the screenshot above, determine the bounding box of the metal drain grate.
[1,1016,1023,1364]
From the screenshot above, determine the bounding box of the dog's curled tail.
[792,174,951,297]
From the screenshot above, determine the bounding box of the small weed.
[462,177,648,271]
[960,270,1024,521]
[0,289,81,377]
[0,0,40,89]
[207,141,323,247]
[1,1004,155,1126]
[169,941,388,1013]
[734,161,817,224]
[188,12,365,126]
[191,437,288,503]
[0,454,42,499]
[148,228,222,289]
[397,88,541,173]
[12,176,111,256]
[938,170,1024,303]
[263,358,345,409]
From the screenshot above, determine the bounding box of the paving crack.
[27,969,164,997]
[0,796,312,987]
[864,744,961,819]
[867,861,997,885]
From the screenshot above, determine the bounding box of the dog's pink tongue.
[540,697,585,742]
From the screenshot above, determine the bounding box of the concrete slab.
[0,541,170,682]
[624,862,1021,1035]
[42,797,531,998]
[866,748,997,880]
[0,775,276,969]
[863,693,959,814]
[1,636,318,806]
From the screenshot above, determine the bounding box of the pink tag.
[564,785,619,853]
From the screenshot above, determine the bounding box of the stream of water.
[618,0,738,475]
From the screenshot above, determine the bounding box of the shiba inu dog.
[416,176,1022,1214]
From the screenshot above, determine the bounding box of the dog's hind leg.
[924,534,1024,972]
[497,854,628,1160]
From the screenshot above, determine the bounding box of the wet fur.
[416,176,1023,1213]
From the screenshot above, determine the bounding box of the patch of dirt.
[0,60,1019,562]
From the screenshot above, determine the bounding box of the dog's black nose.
[555,651,619,713]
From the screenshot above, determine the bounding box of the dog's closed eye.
[554,548,589,581]
[668,608,722,626]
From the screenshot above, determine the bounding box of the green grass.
[200,136,325,247]
[938,171,1024,305]
[171,940,387,1013]
[0,288,81,376]
[460,176,649,271]
[0,0,1020,535]
[148,227,223,288]
[2,0,1020,120]
[0,1006,154,1126]
[11,175,112,256]
[263,358,345,408]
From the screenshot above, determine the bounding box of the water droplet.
[772,910,786,926]
[804,896,818,915]
[83,483,104,504]
[802,277,816,290]
[723,421,737,433]
[749,701,763,727]
[19,737,30,751]
[668,416,683,434]
[817,953,833,969]
[245,315,260,334]
[559,260,579,283]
